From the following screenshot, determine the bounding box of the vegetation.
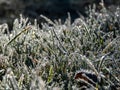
[0,4,120,90]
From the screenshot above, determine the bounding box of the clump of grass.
[0,4,120,90]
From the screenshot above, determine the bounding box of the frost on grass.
[0,5,120,90]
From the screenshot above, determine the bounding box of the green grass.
[0,5,120,90]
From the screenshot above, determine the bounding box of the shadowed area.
[0,0,120,30]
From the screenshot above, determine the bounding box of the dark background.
[0,0,120,30]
